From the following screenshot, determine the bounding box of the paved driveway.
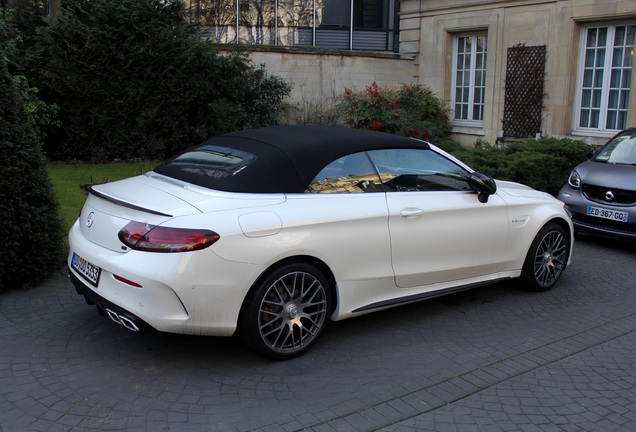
[1,234,635,432]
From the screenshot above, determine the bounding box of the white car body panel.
[214,193,393,278]
[386,190,509,287]
[70,217,265,336]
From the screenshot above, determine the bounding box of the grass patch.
[48,161,158,233]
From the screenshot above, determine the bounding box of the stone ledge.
[209,42,416,60]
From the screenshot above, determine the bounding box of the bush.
[335,82,454,145]
[10,0,291,161]
[455,137,590,196]
[0,49,65,291]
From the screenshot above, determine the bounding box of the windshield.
[594,130,636,165]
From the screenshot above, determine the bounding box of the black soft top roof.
[153,126,431,193]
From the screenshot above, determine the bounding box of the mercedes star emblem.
[86,212,95,228]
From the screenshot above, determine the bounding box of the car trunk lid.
[78,175,204,252]
[76,173,287,252]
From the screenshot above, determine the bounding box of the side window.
[306,152,384,193]
[368,149,471,192]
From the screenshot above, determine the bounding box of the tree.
[0,43,65,291]
[13,0,291,161]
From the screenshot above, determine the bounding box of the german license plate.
[71,252,101,287]
[586,206,629,222]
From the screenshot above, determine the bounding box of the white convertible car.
[68,126,573,359]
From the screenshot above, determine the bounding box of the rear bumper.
[68,218,263,337]
[69,268,155,333]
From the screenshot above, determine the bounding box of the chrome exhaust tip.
[105,308,141,332]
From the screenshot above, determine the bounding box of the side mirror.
[467,172,497,203]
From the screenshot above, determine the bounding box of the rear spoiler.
[88,185,173,218]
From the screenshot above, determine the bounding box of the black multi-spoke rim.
[258,271,328,354]
[533,230,567,288]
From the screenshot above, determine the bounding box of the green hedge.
[454,137,590,196]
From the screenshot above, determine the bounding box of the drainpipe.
[312,0,316,46]
[274,0,278,45]
[349,0,353,50]
[235,0,239,43]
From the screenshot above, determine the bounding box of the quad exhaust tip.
[105,308,141,332]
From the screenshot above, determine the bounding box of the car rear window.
[153,137,304,193]
[162,145,257,179]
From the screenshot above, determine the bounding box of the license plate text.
[72,252,101,287]
[586,206,629,223]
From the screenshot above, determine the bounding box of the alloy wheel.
[257,271,328,356]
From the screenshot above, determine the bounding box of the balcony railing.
[202,25,398,52]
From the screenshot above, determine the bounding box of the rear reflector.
[113,274,143,288]
[118,221,220,253]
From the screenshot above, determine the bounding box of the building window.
[575,24,635,133]
[188,0,399,52]
[451,34,487,126]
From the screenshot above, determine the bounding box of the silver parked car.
[558,128,636,240]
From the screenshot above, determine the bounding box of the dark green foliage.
[12,0,291,161]
[0,52,65,291]
[454,137,590,196]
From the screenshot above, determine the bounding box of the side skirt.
[352,277,511,314]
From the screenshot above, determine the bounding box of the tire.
[521,222,569,292]
[239,262,332,360]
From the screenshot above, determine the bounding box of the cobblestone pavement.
[1,234,635,432]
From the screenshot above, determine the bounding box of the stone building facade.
[400,0,635,146]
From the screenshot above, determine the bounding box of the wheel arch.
[520,216,573,291]
[533,216,574,266]
[546,216,574,252]
[239,255,338,319]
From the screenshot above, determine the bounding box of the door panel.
[293,152,393,283]
[367,148,510,288]
[386,191,509,287]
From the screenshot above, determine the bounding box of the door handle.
[400,208,424,218]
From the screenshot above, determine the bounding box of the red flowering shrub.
[336,82,452,143]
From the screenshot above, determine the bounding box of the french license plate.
[71,252,101,287]
[586,206,629,223]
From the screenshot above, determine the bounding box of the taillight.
[118,221,220,253]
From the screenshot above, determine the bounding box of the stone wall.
[220,46,418,125]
